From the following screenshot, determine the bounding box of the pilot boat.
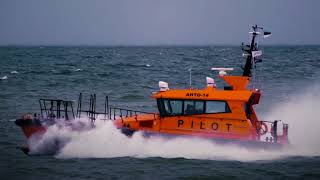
[15,25,289,154]
[114,25,289,148]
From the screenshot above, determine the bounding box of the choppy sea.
[0,46,320,179]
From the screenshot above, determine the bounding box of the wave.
[74,68,83,72]
[82,55,103,59]
[1,75,8,80]
[120,94,146,100]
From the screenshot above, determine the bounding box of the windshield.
[157,99,231,116]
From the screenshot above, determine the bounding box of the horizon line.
[1,43,320,47]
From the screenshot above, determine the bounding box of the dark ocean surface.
[0,46,320,179]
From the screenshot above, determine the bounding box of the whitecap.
[10,71,18,74]
[1,76,8,80]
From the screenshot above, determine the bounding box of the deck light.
[159,81,169,91]
[206,77,216,87]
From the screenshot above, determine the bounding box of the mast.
[241,25,271,77]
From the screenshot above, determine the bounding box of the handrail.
[36,93,159,122]
[260,120,288,126]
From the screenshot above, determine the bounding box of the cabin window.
[158,99,231,116]
[184,100,204,115]
[163,99,183,115]
[205,101,231,113]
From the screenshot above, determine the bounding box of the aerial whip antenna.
[188,67,192,88]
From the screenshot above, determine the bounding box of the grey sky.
[0,0,319,45]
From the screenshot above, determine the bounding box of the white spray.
[262,84,320,155]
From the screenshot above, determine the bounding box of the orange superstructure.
[114,74,288,146]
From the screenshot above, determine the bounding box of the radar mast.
[242,25,271,77]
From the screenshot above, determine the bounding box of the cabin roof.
[152,87,252,102]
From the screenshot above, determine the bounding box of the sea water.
[0,46,319,179]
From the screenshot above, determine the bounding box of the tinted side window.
[184,100,204,115]
[163,99,171,114]
[158,99,230,116]
[205,101,231,113]
[169,100,183,115]
[162,99,183,115]
[157,99,166,116]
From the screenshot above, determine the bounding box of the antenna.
[188,67,192,88]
